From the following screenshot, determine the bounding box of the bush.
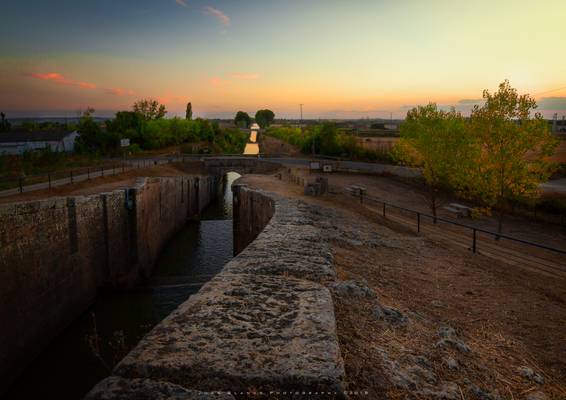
[266,123,393,162]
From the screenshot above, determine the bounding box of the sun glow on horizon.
[1,0,565,119]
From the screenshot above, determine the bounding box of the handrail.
[346,187,566,256]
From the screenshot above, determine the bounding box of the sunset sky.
[1,0,566,119]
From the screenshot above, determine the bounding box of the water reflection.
[4,172,241,400]
[243,129,260,155]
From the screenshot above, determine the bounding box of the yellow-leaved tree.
[467,80,559,235]
[392,103,474,221]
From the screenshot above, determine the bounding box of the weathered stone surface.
[331,280,376,298]
[84,377,234,400]
[232,186,335,282]
[114,271,344,394]
[518,366,545,384]
[435,326,471,354]
[0,174,218,392]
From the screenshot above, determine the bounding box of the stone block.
[84,376,234,400]
[114,272,344,395]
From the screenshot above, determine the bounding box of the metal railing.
[346,187,566,257]
[0,157,178,196]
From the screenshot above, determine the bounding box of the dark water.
[4,172,240,400]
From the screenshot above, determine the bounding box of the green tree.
[234,111,251,128]
[133,99,167,120]
[255,109,275,128]
[393,103,472,220]
[75,108,119,154]
[467,80,559,234]
[186,102,193,120]
[0,112,11,132]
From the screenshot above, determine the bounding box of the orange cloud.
[106,87,135,96]
[31,72,97,89]
[209,76,230,87]
[203,6,230,26]
[156,93,186,105]
[175,0,188,7]
[231,73,259,80]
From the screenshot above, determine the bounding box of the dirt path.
[293,170,566,250]
[240,173,566,400]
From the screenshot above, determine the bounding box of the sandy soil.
[240,173,566,400]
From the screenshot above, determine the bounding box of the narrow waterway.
[4,172,240,400]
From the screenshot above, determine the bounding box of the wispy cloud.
[231,72,259,80]
[203,6,230,26]
[106,87,135,97]
[209,76,230,87]
[31,72,136,98]
[31,72,97,90]
[175,0,188,7]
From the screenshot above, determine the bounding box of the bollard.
[48,173,51,189]
[417,212,420,233]
[87,168,90,180]
[19,176,23,193]
[472,229,477,253]
[101,166,104,177]
[70,170,73,184]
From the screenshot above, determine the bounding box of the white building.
[250,123,260,130]
[0,131,80,155]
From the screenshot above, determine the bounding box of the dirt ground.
[296,170,566,250]
[259,135,304,156]
[0,162,202,204]
[3,159,565,399]
[241,173,566,400]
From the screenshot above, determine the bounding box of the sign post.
[120,139,130,172]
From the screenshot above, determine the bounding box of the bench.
[444,203,472,218]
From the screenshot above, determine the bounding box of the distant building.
[0,130,80,155]
[250,123,260,130]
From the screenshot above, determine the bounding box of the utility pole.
[299,104,304,126]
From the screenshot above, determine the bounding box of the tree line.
[75,100,247,155]
[234,109,275,128]
[393,80,559,234]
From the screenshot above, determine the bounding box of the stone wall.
[232,184,275,255]
[0,175,218,393]
[85,184,345,399]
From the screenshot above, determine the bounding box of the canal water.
[4,172,240,400]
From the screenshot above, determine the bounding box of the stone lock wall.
[0,174,218,393]
[85,184,345,399]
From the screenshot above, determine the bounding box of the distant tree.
[133,99,167,120]
[107,111,144,133]
[467,80,559,235]
[234,111,251,128]
[392,103,472,220]
[75,107,119,154]
[186,102,193,120]
[0,112,11,132]
[255,109,275,128]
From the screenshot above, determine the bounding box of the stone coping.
[86,185,345,399]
